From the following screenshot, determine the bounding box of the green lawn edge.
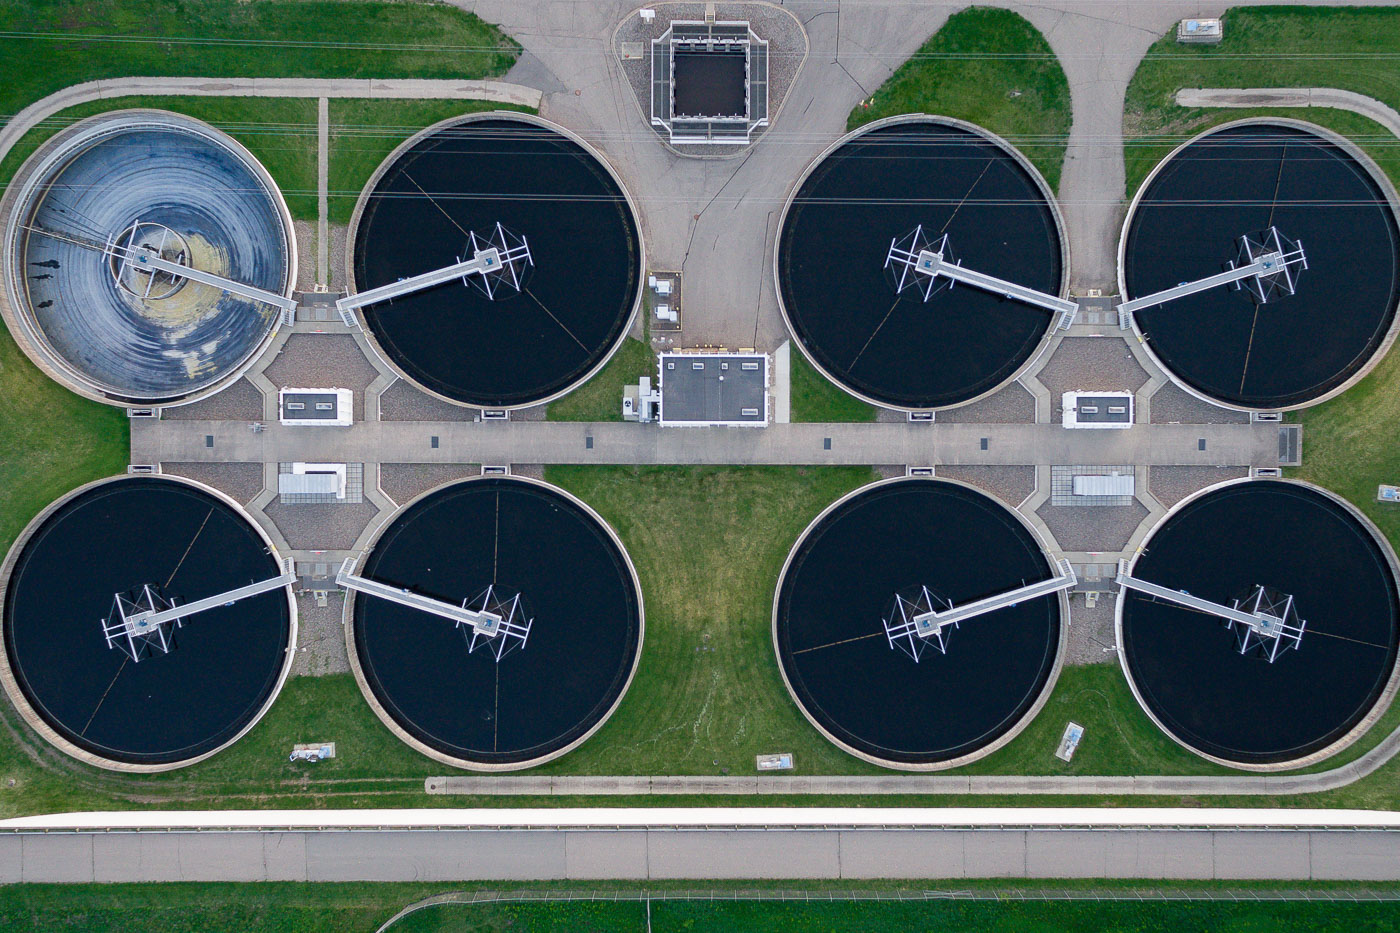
[848,7,1070,192]
[0,0,517,120]
[2,881,1398,933]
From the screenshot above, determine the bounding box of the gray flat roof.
[281,392,340,420]
[660,354,766,425]
[1072,395,1132,423]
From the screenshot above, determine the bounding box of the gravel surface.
[615,2,806,156]
[1149,382,1250,424]
[162,462,265,504]
[1036,337,1148,421]
[379,463,481,505]
[938,382,1036,424]
[290,590,350,676]
[509,464,546,480]
[264,334,379,391]
[162,377,264,421]
[1036,500,1148,552]
[1064,593,1120,666]
[263,334,379,422]
[329,222,349,291]
[264,499,381,550]
[293,220,318,292]
[935,465,1035,509]
[1149,465,1250,509]
[378,379,475,421]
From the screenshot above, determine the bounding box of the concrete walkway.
[316,96,330,284]
[131,418,1282,468]
[1176,87,1400,137]
[1,807,1399,881]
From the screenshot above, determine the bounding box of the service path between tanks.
[130,419,1281,468]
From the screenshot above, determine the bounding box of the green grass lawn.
[653,900,1400,932]
[533,466,884,776]
[849,7,1071,192]
[545,339,656,422]
[1292,347,1400,568]
[0,0,517,120]
[1123,7,1400,197]
[788,350,877,423]
[382,898,1400,933]
[0,321,128,567]
[327,99,536,228]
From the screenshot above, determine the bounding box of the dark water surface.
[4,478,290,765]
[777,121,1063,409]
[1125,123,1400,409]
[1121,482,1399,765]
[775,480,1061,765]
[353,479,641,765]
[354,119,641,407]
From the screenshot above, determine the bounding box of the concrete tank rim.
[0,472,299,774]
[342,109,646,413]
[1113,475,1400,772]
[772,113,1071,415]
[341,472,645,772]
[1116,116,1400,414]
[0,108,297,408]
[770,473,1068,772]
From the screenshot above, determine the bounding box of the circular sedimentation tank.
[1120,119,1400,411]
[347,476,643,770]
[773,478,1065,769]
[775,116,1068,411]
[0,110,295,406]
[1118,479,1400,770]
[0,476,296,771]
[348,113,643,409]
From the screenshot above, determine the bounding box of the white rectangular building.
[279,387,353,426]
[1062,391,1133,429]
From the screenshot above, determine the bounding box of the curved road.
[460,0,1392,341]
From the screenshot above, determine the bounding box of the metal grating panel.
[277,462,364,505]
[1278,424,1302,466]
[1051,465,1137,507]
[750,42,769,124]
